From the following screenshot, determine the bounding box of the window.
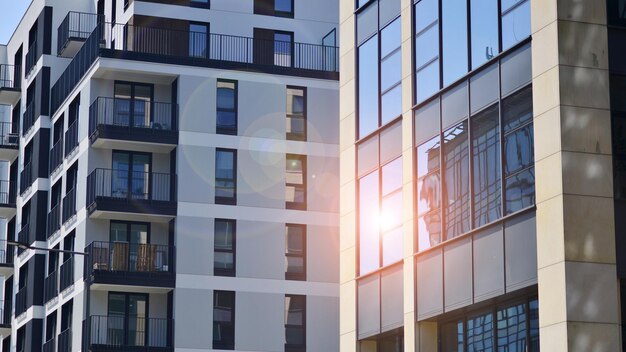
[286,154,306,210]
[214,219,236,277]
[107,293,146,347]
[254,0,294,17]
[189,23,209,58]
[216,80,237,135]
[190,0,210,8]
[442,0,468,86]
[472,104,501,227]
[501,0,530,50]
[286,87,306,141]
[253,28,294,67]
[45,311,57,345]
[215,149,237,205]
[414,0,439,103]
[109,221,150,271]
[285,295,305,352]
[285,224,306,280]
[471,0,499,69]
[213,291,235,350]
[112,151,151,200]
[274,32,293,67]
[442,121,470,239]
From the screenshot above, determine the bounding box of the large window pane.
[381,84,402,124]
[443,122,470,239]
[505,167,535,214]
[285,224,306,280]
[502,0,531,50]
[497,303,527,351]
[359,171,380,274]
[217,80,237,135]
[359,36,379,138]
[472,104,501,227]
[213,291,235,349]
[216,149,236,202]
[286,155,306,209]
[285,295,306,347]
[416,60,440,103]
[415,0,440,103]
[417,136,441,250]
[357,3,378,45]
[471,0,499,68]
[467,312,494,351]
[381,18,402,125]
[529,299,539,351]
[442,0,468,86]
[214,219,235,275]
[441,320,464,352]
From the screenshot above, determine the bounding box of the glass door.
[108,293,148,347]
[110,221,149,272]
[112,151,151,200]
[114,82,154,128]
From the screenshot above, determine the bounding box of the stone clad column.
[531,0,620,350]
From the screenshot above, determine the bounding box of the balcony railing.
[15,287,26,316]
[0,122,18,149]
[87,315,172,349]
[23,101,35,136]
[89,97,178,144]
[60,256,74,292]
[44,270,58,303]
[0,180,17,207]
[25,41,37,76]
[17,224,30,255]
[0,64,21,90]
[50,21,338,116]
[19,161,33,195]
[87,241,171,273]
[43,337,56,352]
[58,328,72,352]
[0,300,10,326]
[50,139,64,174]
[58,12,103,55]
[64,120,79,157]
[0,240,14,266]
[47,203,61,238]
[62,187,77,223]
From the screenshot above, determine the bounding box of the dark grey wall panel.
[473,224,505,302]
[505,211,537,291]
[444,237,473,311]
[381,265,403,332]
[442,82,469,129]
[470,63,499,114]
[357,274,380,339]
[416,248,443,320]
[500,43,531,97]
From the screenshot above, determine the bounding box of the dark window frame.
[286,154,307,210]
[286,86,307,141]
[215,148,237,205]
[274,0,295,18]
[214,219,236,277]
[285,294,306,352]
[285,223,306,281]
[254,0,294,18]
[213,290,235,350]
[216,79,238,135]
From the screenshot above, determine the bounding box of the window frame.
[213,290,236,350]
[216,79,238,135]
[214,219,236,277]
[286,154,307,210]
[215,148,237,205]
[285,224,306,281]
[188,22,210,59]
[285,294,306,352]
[286,86,307,141]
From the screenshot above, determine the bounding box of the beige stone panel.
[340,331,358,352]
[340,211,356,251]
[401,72,412,115]
[402,147,413,184]
[531,20,559,78]
[539,321,568,352]
[400,0,412,11]
[341,182,356,219]
[556,0,607,25]
[402,112,413,153]
[536,194,565,269]
[561,151,613,198]
[403,312,416,352]
[340,0,354,25]
[563,194,616,264]
[531,66,560,117]
[340,280,357,335]
[533,106,561,162]
[564,261,619,324]
[567,322,620,352]
[340,246,356,284]
[340,79,356,121]
[340,15,355,59]
[340,114,356,152]
[415,322,437,352]
[558,21,608,70]
[403,260,415,312]
[402,185,413,229]
[559,66,610,110]
[340,50,355,88]
[340,147,355,187]
[534,152,563,203]
[560,106,612,155]
[531,0,557,34]
[403,220,414,258]
[537,262,567,328]
[402,37,412,80]
[401,4,412,43]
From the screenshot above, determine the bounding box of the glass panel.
[497,303,527,351]
[442,82,469,129]
[358,36,379,138]
[357,3,378,45]
[416,136,441,214]
[500,44,532,97]
[382,226,403,265]
[274,33,293,66]
[415,0,438,33]
[275,0,292,12]
[470,64,499,114]
[529,299,539,351]
[503,124,534,175]
[130,224,148,244]
[382,157,402,196]
[442,0,468,86]
[472,104,502,227]
[502,0,530,50]
[414,0,440,103]
[285,296,305,325]
[505,167,535,214]
[217,82,236,110]
[416,59,440,103]
[467,312,494,351]
[382,190,402,231]
[189,24,208,58]
[379,0,401,28]
[110,222,128,242]
[214,252,234,269]
[381,51,401,92]
[443,121,470,239]
[381,18,401,58]
[112,152,130,198]
[286,157,304,185]
[414,99,440,145]
[502,86,533,134]
[215,221,234,250]
[380,121,402,164]
[381,84,402,124]
[216,150,235,199]
[285,256,304,274]
[214,292,234,323]
[359,171,380,274]
[107,294,126,346]
[131,154,150,199]
[286,225,304,254]
[471,0,499,69]
[441,320,464,352]
[128,295,147,346]
[358,135,380,177]
[415,25,439,69]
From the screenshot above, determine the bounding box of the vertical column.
[531,0,620,350]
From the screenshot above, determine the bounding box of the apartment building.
[0,0,340,351]
[340,0,626,351]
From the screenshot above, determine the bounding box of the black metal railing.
[23,101,36,136]
[47,203,61,238]
[86,241,171,274]
[0,64,20,90]
[19,162,33,195]
[62,187,77,223]
[0,240,13,265]
[43,337,56,352]
[50,21,338,117]
[89,97,178,136]
[0,300,9,326]
[0,180,17,206]
[25,41,37,76]
[15,287,26,316]
[87,168,175,205]
[0,122,18,148]
[64,120,79,157]
[87,315,172,348]
[60,256,74,292]
[58,328,72,352]
[58,11,103,55]
[17,224,30,255]
[50,139,64,174]
[44,270,58,303]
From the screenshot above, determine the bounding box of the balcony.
[17,224,31,255]
[58,328,72,352]
[86,168,176,222]
[43,338,55,352]
[62,187,77,224]
[58,12,102,58]
[64,120,79,158]
[60,256,74,292]
[44,270,58,303]
[0,122,18,161]
[0,240,14,277]
[0,180,17,218]
[85,315,173,352]
[89,97,178,153]
[47,203,61,239]
[86,241,173,289]
[50,139,64,175]
[0,300,11,336]
[0,64,21,105]
[15,287,26,317]
[22,101,36,136]
[19,162,34,195]
[50,21,339,117]
[25,41,37,77]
